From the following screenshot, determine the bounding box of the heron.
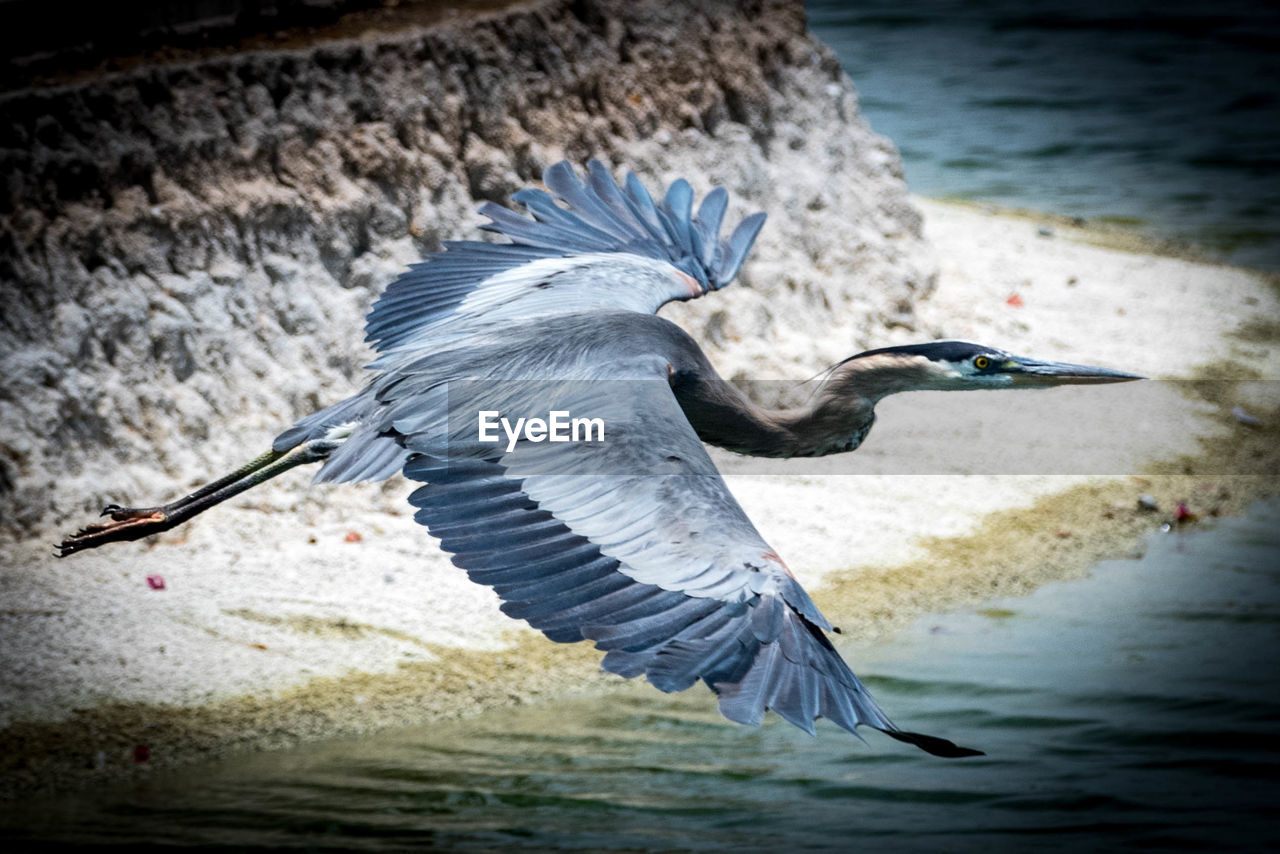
[57,160,1141,757]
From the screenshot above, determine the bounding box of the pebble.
[1232,406,1261,427]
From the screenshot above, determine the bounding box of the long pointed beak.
[1004,357,1145,387]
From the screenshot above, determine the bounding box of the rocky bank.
[0,0,933,536]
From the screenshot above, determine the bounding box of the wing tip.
[534,160,766,289]
[876,727,986,759]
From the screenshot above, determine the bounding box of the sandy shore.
[2,197,1277,800]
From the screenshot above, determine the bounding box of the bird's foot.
[99,503,163,521]
[56,504,172,557]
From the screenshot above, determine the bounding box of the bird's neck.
[673,371,877,459]
[768,395,878,457]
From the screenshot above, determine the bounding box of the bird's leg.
[56,440,339,557]
[95,448,288,522]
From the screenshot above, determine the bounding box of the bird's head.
[826,340,1144,401]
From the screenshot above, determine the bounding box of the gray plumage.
[59,160,1143,758]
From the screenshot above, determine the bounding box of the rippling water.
[807,0,1280,268]
[4,502,1279,850]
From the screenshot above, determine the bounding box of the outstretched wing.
[399,360,980,757]
[364,160,766,360]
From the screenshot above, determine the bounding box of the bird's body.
[279,310,882,480]
[58,160,1141,758]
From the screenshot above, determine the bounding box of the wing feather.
[478,202,611,252]
[493,560,622,602]
[586,598,722,652]
[279,161,766,459]
[395,370,981,757]
[360,160,766,365]
[721,212,768,285]
[622,172,675,242]
[586,160,652,236]
[694,187,729,271]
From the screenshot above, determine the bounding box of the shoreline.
[2,196,1278,802]
[921,196,1242,269]
[5,470,1275,804]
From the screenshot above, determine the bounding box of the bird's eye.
[974,356,991,370]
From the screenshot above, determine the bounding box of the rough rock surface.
[0,0,934,536]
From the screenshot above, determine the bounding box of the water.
[4,501,1279,850]
[806,0,1280,269]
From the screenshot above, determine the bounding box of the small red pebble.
[1174,502,1197,523]
[133,745,150,764]
[1005,293,1024,307]
[344,530,363,543]
[146,575,166,590]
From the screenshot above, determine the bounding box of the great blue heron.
[58,160,1141,757]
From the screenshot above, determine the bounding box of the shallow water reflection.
[4,502,1279,850]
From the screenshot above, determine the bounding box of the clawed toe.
[56,510,170,557]
[99,504,160,522]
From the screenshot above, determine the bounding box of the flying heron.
[57,160,1141,757]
